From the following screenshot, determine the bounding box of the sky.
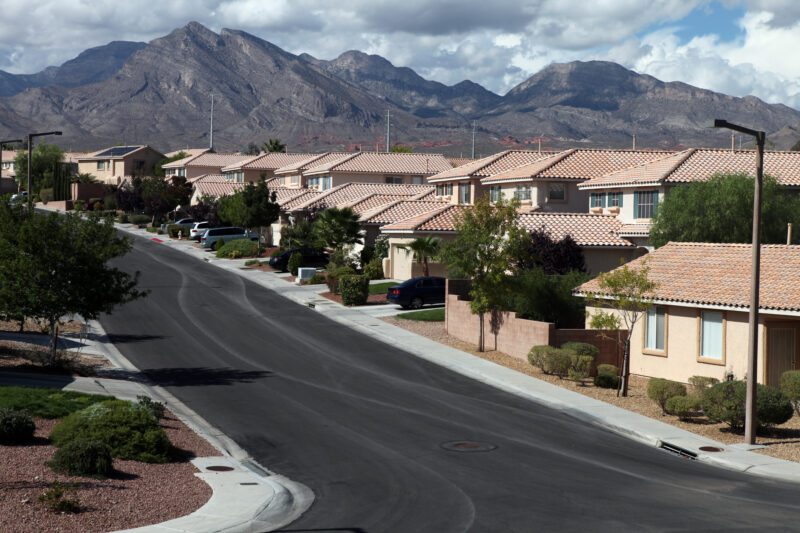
[1,0,800,108]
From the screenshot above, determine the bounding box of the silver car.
[200,226,259,250]
[190,221,212,241]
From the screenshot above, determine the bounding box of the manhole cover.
[206,465,234,471]
[440,441,497,453]
[699,446,724,453]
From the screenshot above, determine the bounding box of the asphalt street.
[99,235,800,532]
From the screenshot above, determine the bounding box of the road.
[99,235,800,532]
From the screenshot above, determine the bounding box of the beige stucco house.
[163,152,248,182]
[578,242,800,386]
[77,145,165,185]
[219,152,314,183]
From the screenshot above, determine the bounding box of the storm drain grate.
[699,446,725,453]
[441,441,497,453]
[206,465,235,472]
[659,441,698,459]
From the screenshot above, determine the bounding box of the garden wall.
[445,279,624,371]
[71,183,113,202]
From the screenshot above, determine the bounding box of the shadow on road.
[107,333,166,344]
[142,366,274,386]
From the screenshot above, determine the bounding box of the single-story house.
[577,242,800,386]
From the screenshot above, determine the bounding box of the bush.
[594,374,620,389]
[216,239,258,259]
[702,380,793,431]
[665,395,703,421]
[689,375,720,397]
[326,266,356,294]
[781,370,800,416]
[545,348,573,378]
[360,245,375,267]
[327,246,357,270]
[39,481,81,513]
[375,235,390,259]
[48,440,113,478]
[103,195,117,211]
[561,342,599,359]
[137,395,165,420]
[73,200,86,211]
[308,273,327,285]
[568,355,595,383]
[88,197,101,207]
[0,387,113,419]
[647,379,687,414]
[288,252,304,276]
[364,259,384,280]
[527,345,552,370]
[118,213,129,223]
[167,224,188,239]
[40,188,54,204]
[596,364,619,376]
[146,227,163,234]
[244,259,262,267]
[49,400,176,463]
[0,407,35,444]
[339,274,369,306]
[129,214,150,225]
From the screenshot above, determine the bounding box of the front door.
[766,324,800,387]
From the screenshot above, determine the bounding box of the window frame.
[590,192,606,208]
[697,310,726,365]
[385,176,403,184]
[549,182,566,202]
[514,184,531,201]
[642,305,668,356]
[459,182,471,204]
[489,185,501,203]
[607,191,622,208]
[635,190,658,219]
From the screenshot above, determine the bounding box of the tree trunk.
[422,256,429,277]
[478,313,485,352]
[618,338,631,397]
[48,318,58,367]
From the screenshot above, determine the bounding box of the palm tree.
[313,207,363,251]
[263,138,286,153]
[397,235,441,277]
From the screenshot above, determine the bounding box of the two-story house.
[77,145,165,185]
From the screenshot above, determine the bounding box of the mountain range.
[0,21,798,153]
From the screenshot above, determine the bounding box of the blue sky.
[0,1,799,108]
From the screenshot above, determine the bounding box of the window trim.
[514,184,531,201]
[634,190,659,219]
[642,305,669,357]
[590,192,606,208]
[607,191,622,208]
[459,182,471,204]
[548,182,566,202]
[696,310,727,365]
[489,185,501,203]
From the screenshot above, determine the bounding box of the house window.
[134,159,145,170]
[549,182,565,201]
[515,184,531,201]
[607,191,622,207]
[178,168,186,177]
[322,176,332,190]
[237,172,244,183]
[590,192,605,208]
[489,186,501,203]
[386,176,403,184]
[308,177,319,188]
[459,183,471,204]
[700,311,724,361]
[412,176,423,184]
[436,183,452,196]
[635,190,658,219]
[291,174,299,185]
[645,306,667,352]
[97,161,105,171]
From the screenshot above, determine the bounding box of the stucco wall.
[536,181,588,213]
[584,247,648,274]
[387,234,455,280]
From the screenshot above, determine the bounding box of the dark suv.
[269,248,329,272]
[386,277,446,309]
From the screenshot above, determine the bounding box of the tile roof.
[274,152,348,175]
[222,152,315,172]
[361,200,450,225]
[380,205,468,232]
[192,175,244,198]
[288,182,434,212]
[1,150,18,162]
[581,148,800,189]
[410,189,436,200]
[304,152,452,176]
[342,193,408,214]
[577,242,800,313]
[447,157,476,167]
[618,223,653,237]
[481,151,574,183]
[429,150,555,182]
[184,152,248,169]
[165,148,209,159]
[517,212,633,247]
[162,154,197,169]
[79,145,149,161]
[279,189,323,210]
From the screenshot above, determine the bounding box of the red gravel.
[0,412,221,533]
[319,291,388,306]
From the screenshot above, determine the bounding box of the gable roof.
[380,204,468,233]
[221,152,315,172]
[192,175,245,198]
[278,189,323,210]
[341,193,408,214]
[580,148,800,190]
[186,152,249,169]
[517,212,633,247]
[428,150,558,182]
[304,152,452,176]
[361,199,450,226]
[273,152,350,175]
[162,154,197,169]
[79,145,164,161]
[165,148,210,159]
[577,242,800,313]
[288,182,434,212]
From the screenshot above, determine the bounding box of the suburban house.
[163,152,248,181]
[220,152,314,183]
[359,199,449,247]
[576,148,800,246]
[479,148,676,216]
[578,242,800,386]
[77,145,165,185]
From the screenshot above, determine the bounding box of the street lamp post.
[713,119,765,446]
[26,131,62,210]
[0,138,23,188]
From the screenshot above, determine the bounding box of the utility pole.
[386,109,391,152]
[210,94,215,151]
[471,121,476,159]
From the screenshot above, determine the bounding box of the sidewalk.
[124,222,800,484]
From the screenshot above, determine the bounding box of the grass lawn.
[0,386,114,418]
[369,281,397,295]
[396,308,445,322]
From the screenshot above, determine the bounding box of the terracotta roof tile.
[618,223,653,236]
[289,182,434,211]
[186,152,249,169]
[165,148,209,159]
[447,157,476,167]
[274,152,350,175]
[305,152,452,176]
[192,175,244,198]
[279,189,323,210]
[224,152,316,172]
[381,205,468,232]
[162,154,197,169]
[361,200,450,225]
[517,212,633,247]
[577,242,800,312]
[342,194,408,214]
[430,150,560,182]
[481,150,574,183]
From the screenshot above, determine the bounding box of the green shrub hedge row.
[339,274,369,306]
[216,239,258,259]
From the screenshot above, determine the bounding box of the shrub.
[118,213,129,224]
[93,201,102,211]
[568,355,595,383]
[596,364,619,376]
[647,378,687,414]
[527,345,552,370]
[40,188,54,204]
[360,245,375,267]
[88,197,101,207]
[339,274,369,306]
[73,200,86,211]
[0,408,35,444]
[103,195,117,211]
[545,348,573,378]
[781,370,800,416]
[364,259,384,280]
[665,395,703,421]
[702,380,793,431]
[327,246,357,270]
[129,214,150,225]
[375,235,389,259]
[49,400,176,463]
[288,252,304,276]
[244,259,262,267]
[326,266,356,294]
[561,342,599,359]
[39,481,81,513]
[308,273,327,285]
[216,238,258,259]
[146,227,163,234]
[594,374,620,389]
[689,375,720,397]
[137,395,165,420]
[48,440,113,478]
[167,224,187,239]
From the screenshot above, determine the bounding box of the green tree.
[440,197,526,351]
[13,143,65,194]
[584,259,656,397]
[72,173,98,184]
[153,151,189,178]
[280,219,320,249]
[241,179,281,252]
[0,207,146,365]
[396,235,441,277]
[141,176,191,225]
[262,139,286,153]
[313,207,363,251]
[218,191,246,227]
[650,173,800,247]
[243,142,260,156]
[390,145,413,153]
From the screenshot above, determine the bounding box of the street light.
[713,118,765,446]
[0,138,23,187]
[26,131,62,210]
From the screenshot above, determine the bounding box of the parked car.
[161,217,195,233]
[200,226,259,250]
[269,248,329,272]
[386,276,446,309]
[9,191,27,204]
[190,221,214,241]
